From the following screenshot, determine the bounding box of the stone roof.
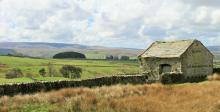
[139,39,196,58]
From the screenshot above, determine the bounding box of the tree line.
[53,51,130,60]
[5,63,82,79]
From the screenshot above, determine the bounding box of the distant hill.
[1,42,220,60]
[0,42,88,49]
[207,46,220,52]
[0,48,16,55]
[207,46,220,61]
[0,42,143,59]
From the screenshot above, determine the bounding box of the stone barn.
[138,39,213,80]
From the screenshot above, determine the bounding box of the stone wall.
[0,75,148,96]
[181,40,213,77]
[141,58,181,80]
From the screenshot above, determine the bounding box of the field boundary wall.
[0,75,148,96]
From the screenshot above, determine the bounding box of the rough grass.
[0,56,139,83]
[1,81,220,112]
[208,73,220,81]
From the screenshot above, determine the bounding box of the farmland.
[0,56,139,84]
[1,81,220,112]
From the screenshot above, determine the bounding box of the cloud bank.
[0,0,220,48]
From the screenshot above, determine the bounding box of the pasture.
[0,56,139,84]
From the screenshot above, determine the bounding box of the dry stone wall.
[0,75,148,96]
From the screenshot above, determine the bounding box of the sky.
[0,0,220,48]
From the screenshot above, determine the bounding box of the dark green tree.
[47,62,59,77]
[60,65,82,78]
[39,68,46,77]
[120,56,130,60]
[105,55,113,60]
[5,68,23,79]
[53,52,86,59]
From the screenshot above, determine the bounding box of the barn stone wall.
[140,58,181,80]
[181,40,213,77]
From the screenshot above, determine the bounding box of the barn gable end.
[181,40,213,77]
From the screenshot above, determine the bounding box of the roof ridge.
[155,39,196,43]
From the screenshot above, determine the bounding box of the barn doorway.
[159,64,172,74]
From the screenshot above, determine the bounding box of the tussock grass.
[208,73,220,81]
[1,82,220,112]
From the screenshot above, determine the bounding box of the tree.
[60,65,82,78]
[53,52,86,59]
[113,56,119,60]
[47,62,58,77]
[120,56,130,60]
[105,55,113,60]
[39,68,46,77]
[5,68,23,79]
[106,55,119,60]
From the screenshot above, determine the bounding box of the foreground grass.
[1,81,220,112]
[0,56,139,83]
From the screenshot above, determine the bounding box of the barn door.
[159,64,172,74]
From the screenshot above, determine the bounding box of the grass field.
[0,56,139,84]
[1,81,220,112]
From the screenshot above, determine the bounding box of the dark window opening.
[159,64,172,74]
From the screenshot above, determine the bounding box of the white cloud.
[0,0,220,48]
[163,36,179,41]
[211,10,220,25]
[194,7,210,24]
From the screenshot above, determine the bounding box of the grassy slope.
[1,81,220,112]
[0,56,139,83]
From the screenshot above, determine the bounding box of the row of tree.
[105,55,130,60]
[5,64,82,79]
[39,64,82,78]
[52,51,131,60]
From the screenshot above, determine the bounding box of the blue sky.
[0,0,220,48]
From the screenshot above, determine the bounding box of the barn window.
[159,64,172,74]
[187,76,190,79]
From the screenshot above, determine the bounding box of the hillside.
[0,42,142,59]
[1,42,220,60]
[208,46,220,61]
[0,49,16,55]
[207,46,220,52]
[1,81,220,112]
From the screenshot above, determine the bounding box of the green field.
[0,56,139,84]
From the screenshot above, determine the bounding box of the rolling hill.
[1,42,220,60]
[207,46,220,61]
[0,42,143,59]
[0,48,17,55]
